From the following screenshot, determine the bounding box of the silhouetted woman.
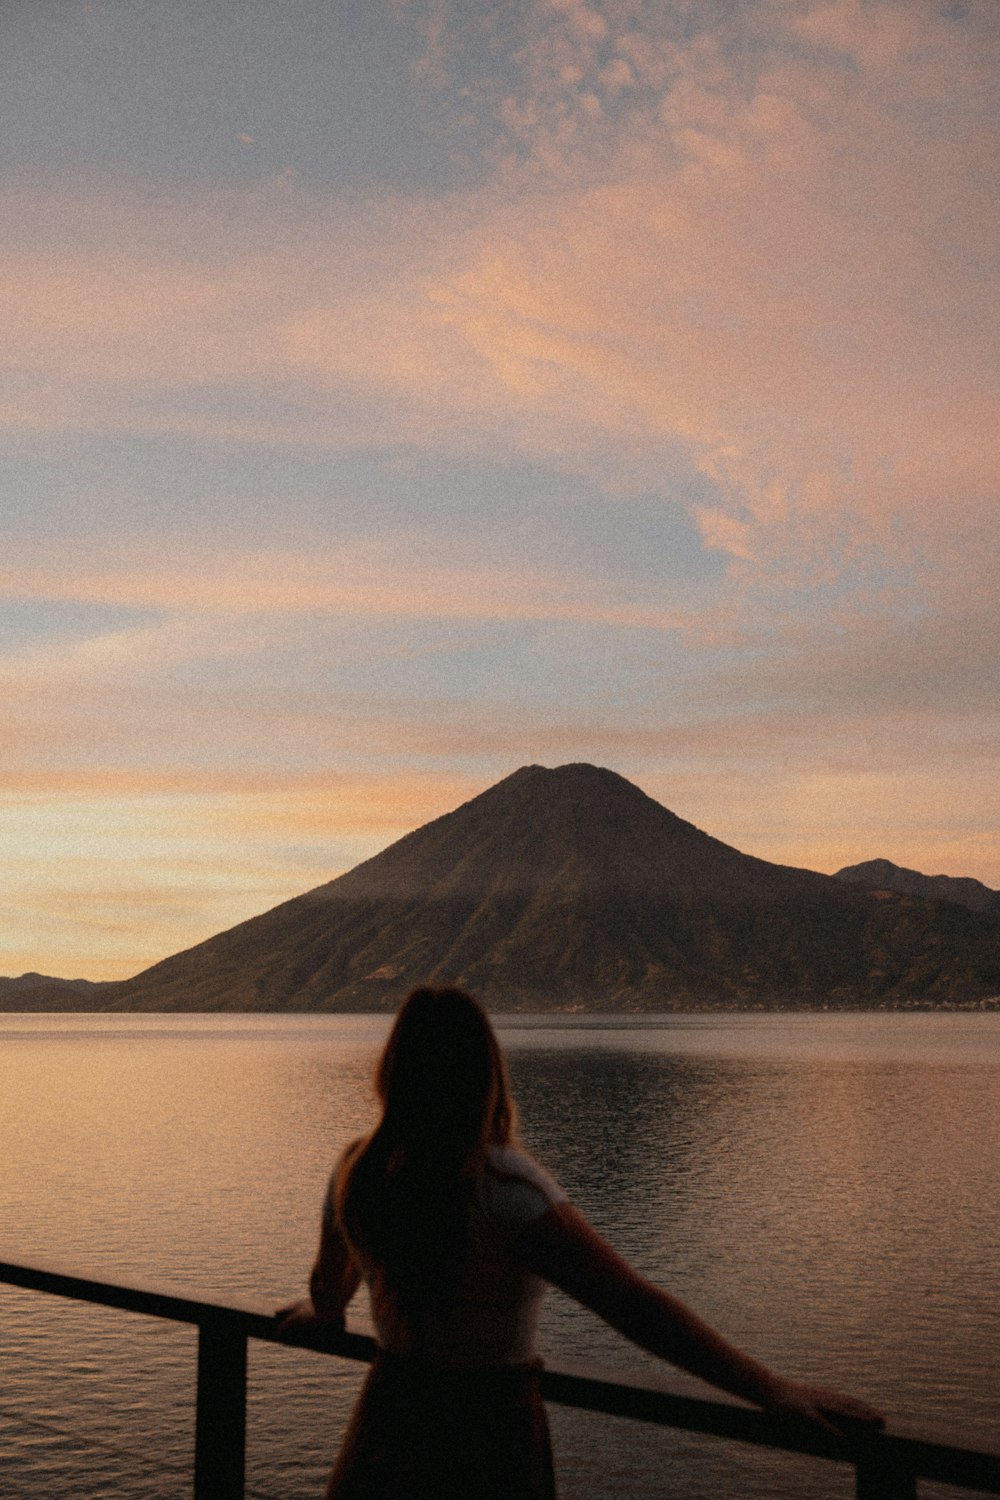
[278,987,881,1499]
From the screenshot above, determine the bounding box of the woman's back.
[344,1141,566,1366]
[304,990,562,1498]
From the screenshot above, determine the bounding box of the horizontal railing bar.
[538,1362,1000,1491]
[3,1254,999,1492]
[0,1252,269,1329]
[0,1250,378,1359]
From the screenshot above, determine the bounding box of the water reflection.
[0,1013,998,1499]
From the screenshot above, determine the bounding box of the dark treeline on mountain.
[835,858,1000,918]
[3,764,999,1013]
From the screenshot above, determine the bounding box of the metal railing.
[2,1254,999,1499]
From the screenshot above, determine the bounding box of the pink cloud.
[5,0,996,609]
[0,542,701,631]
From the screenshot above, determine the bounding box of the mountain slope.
[82,763,1000,1013]
[835,859,1000,918]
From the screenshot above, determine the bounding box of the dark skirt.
[326,1352,557,1500]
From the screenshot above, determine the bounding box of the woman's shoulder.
[483,1143,567,1225]
[338,1134,369,1168]
[321,1136,369,1218]
[326,1134,367,1186]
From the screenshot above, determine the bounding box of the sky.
[2,0,998,980]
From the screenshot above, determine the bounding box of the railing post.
[855,1442,918,1500]
[194,1313,247,1500]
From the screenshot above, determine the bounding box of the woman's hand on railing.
[274,1297,345,1336]
[761,1376,885,1439]
[275,1296,314,1331]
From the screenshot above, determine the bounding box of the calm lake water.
[1,1011,998,1499]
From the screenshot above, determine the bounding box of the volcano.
[74,762,1000,1012]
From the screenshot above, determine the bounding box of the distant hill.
[835,858,1000,918]
[5,762,995,1014]
[0,972,113,1011]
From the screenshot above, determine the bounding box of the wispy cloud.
[0,542,704,629]
[6,2,995,603]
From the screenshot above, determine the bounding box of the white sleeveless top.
[332,1144,567,1368]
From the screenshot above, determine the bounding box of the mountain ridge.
[835,858,1000,918]
[3,764,999,1012]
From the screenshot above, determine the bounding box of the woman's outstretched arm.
[511,1202,883,1437]
[276,1178,362,1331]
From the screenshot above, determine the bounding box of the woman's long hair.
[336,988,517,1324]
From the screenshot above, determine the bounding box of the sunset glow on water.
[2,1013,998,1498]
